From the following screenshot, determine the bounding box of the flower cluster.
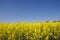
[0,22,60,40]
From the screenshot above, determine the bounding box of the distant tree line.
[46,20,60,22]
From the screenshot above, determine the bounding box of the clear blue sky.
[0,0,60,22]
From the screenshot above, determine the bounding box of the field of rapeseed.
[0,22,60,40]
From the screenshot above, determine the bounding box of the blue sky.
[0,0,60,22]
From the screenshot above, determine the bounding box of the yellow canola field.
[0,22,60,40]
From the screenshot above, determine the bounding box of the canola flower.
[0,22,60,40]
